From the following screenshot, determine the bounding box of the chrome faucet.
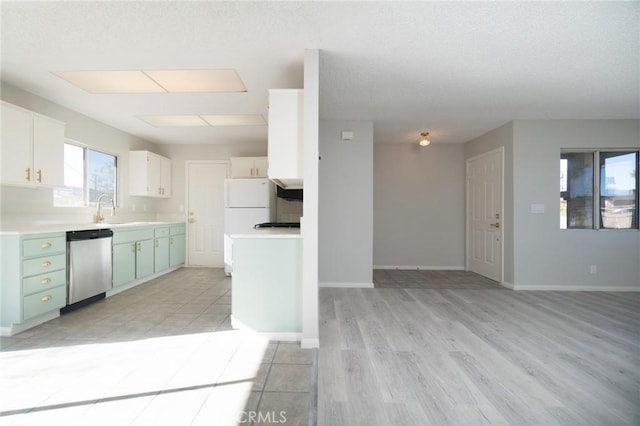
[94,194,115,223]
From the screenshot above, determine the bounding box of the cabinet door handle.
[131,243,137,253]
[25,168,31,181]
[41,261,51,267]
[41,295,52,302]
[137,242,142,252]
[41,242,52,249]
[36,169,42,183]
[155,240,159,248]
[41,278,51,285]
[256,168,259,176]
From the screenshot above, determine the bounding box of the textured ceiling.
[1,1,638,146]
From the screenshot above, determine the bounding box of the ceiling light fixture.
[419,132,431,147]
[52,69,247,94]
[137,114,266,127]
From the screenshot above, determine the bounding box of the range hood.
[271,178,302,190]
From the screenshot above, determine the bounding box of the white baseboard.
[106,265,183,297]
[230,315,302,341]
[500,280,515,289]
[319,282,374,288]
[513,285,640,292]
[1,310,60,337]
[373,265,465,271]
[301,337,320,349]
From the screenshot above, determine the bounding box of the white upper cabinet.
[33,115,65,186]
[160,155,172,198]
[267,89,303,189]
[129,150,171,198]
[230,157,268,178]
[1,102,65,187]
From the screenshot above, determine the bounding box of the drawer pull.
[41,242,52,249]
[41,278,51,285]
[42,261,52,267]
[41,295,52,302]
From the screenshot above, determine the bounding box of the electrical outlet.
[590,265,597,274]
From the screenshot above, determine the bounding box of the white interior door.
[467,149,503,282]
[186,161,228,267]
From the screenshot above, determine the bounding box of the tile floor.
[0,268,316,426]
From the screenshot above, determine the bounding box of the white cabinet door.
[129,150,171,197]
[160,155,171,197]
[230,157,255,178]
[230,157,268,178]
[1,103,34,185]
[33,115,65,187]
[147,152,162,196]
[267,89,303,188]
[254,157,268,177]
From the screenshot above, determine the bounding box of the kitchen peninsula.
[230,227,302,340]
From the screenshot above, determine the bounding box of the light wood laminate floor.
[319,274,640,425]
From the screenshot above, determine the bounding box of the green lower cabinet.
[136,239,154,279]
[154,237,170,272]
[169,234,186,267]
[113,242,136,287]
[113,239,154,287]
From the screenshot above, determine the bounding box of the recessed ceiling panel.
[137,115,209,127]
[201,115,266,126]
[144,69,247,93]
[52,70,165,93]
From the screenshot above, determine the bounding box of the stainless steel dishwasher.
[63,228,113,313]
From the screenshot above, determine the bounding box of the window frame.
[54,139,119,208]
[560,148,639,231]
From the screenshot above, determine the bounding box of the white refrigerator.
[224,178,275,274]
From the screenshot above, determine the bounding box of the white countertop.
[231,227,301,239]
[0,221,185,236]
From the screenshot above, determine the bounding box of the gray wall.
[374,142,465,268]
[464,122,515,284]
[512,119,640,289]
[319,120,373,285]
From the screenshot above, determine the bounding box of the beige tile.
[273,342,314,365]
[264,364,312,393]
[256,392,310,425]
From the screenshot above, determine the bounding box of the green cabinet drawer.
[22,235,66,257]
[112,228,154,244]
[154,227,169,238]
[23,285,66,321]
[22,253,66,278]
[170,224,185,235]
[23,269,66,296]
